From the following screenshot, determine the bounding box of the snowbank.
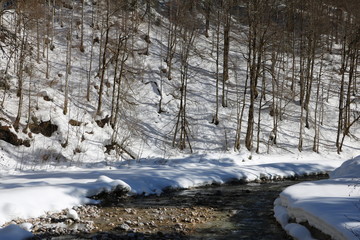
[0,152,347,239]
[275,156,360,240]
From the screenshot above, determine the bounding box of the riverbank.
[0,152,355,239]
[275,156,360,240]
[8,181,302,239]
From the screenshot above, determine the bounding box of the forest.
[0,1,360,238]
[0,0,359,164]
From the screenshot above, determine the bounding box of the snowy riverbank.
[275,155,360,240]
[0,152,355,239]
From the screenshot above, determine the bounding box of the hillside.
[0,0,359,170]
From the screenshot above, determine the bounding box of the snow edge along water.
[274,156,360,240]
[0,152,350,239]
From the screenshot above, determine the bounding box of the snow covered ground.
[0,2,359,239]
[0,151,358,239]
[275,155,360,240]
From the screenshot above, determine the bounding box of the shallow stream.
[32,175,327,240]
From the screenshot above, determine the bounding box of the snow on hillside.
[0,1,359,239]
[0,1,358,169]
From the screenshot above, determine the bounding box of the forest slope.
[0,0,359,169]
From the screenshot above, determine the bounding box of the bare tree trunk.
[172,26,195,152]
[63,32,70,115]
[269,52,279,144]
[25,68,33,133]
[14,31,27,131]
[298,49,306,152]
[256,64,265,153]
[313,57,323,153]
[204,3,210,38]
[212,9,220,125]
[80,0,85,52]
[353,53,359,96]
[96,0,111,116]
[345,48,356,130]
[113,38,128,129]
[234,63,247,151]
[86,2,96,101]
[222,6,230,108]
[144,0,151,55]
[63,2,74,115]
[336,38,348,154]
[110,33,127,127]
[36,19,40,63]
[304,34,316,129]
[289,2,296,94]
[244,0,270,151]
[165,1,179,80]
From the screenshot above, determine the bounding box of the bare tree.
[63,0,74,115]
[244,0,272,151]
[13,0,40,130]
[212,6,221,125]
[96,0,112,116]
[172,1,198,151]
[313,56,324,153]
[79,0,85,52]
[221,0,231,108]
[164,0,180,80]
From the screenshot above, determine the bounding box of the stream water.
[31,175,327,240]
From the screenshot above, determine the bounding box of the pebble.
[3,196,218,239]
[119,223,131,231]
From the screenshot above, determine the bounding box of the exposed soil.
[0,126,30,147]
[29,120,58,137]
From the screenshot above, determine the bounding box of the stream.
[29,175,327,240]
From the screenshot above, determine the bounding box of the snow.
[0,2,359,240]
[0,152,356,239]
[66,208,80,221]
[284,223,315,240]
[274,156,360,240]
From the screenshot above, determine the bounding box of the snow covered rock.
[66,208,80,221]
[86,175,131,197]
[19,222,33,232]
